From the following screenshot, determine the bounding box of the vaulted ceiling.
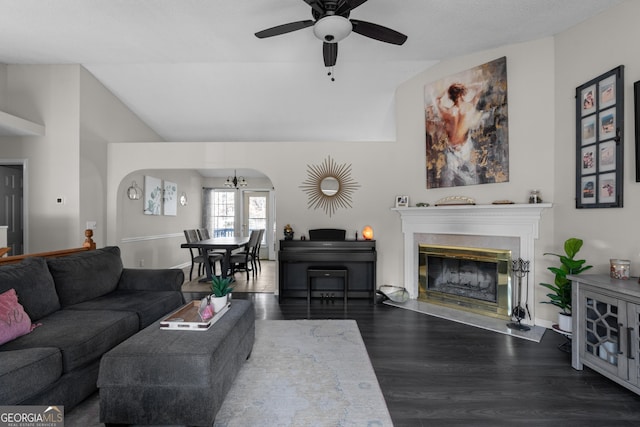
[0,0,623,142]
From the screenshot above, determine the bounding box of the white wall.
[106,36,560,322]
[394,0,640,322]
[107,34,553,314]
[107,141,406,280]
[0,65,165,252]
[553,1,640,276]
[79,67,163,246]
[2,65,81,251]
[4,1,638,326]
[392,37,558,324]
[117,169,203,269]
[396,38,556,208]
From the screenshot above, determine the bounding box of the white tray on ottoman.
[160,300,231,331]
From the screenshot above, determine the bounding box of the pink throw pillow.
[0,288,34,345]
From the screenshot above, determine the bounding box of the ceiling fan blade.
[303,0,325,15]
[335,0,368,16]
[255,20,315,38]
[350,19,407,45]
[323,42,338,67]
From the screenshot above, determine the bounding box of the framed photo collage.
[576,66,624,208]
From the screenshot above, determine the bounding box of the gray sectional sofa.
[0,246,185,411]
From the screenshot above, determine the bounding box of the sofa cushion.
[0,257,60,321]
[67,290,184,329]
[0,289,35,345]
[0,348,62,404]
[118,268,185,292]
[0,309,138,373]
[47,247,123,307]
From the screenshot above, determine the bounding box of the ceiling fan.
[255,0,407,70]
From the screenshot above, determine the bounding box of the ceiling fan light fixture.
[313,15,352,43]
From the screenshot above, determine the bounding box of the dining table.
[181,235,250,281]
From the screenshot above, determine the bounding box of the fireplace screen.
[419,244,511,320]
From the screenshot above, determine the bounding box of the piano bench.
[307,268,348,307]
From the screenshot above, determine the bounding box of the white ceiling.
[0,0,623,142]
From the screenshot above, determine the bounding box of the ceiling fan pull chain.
[328,66,335,82]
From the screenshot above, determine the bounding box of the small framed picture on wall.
[395,195,409,208]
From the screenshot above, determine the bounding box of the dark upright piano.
[278,229,377,302]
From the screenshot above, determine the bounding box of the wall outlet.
[139,259,144,267]
[56,197,65,204]
[86,221,97,230]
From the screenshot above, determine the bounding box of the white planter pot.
[211,295,228,312]
[558,312,572,333]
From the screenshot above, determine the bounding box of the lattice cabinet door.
[579,289,629,379]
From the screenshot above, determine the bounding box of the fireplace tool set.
[507,258,531,331]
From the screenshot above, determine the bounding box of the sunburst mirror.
[300,156,360,217]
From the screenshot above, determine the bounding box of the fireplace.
[418,244,511,320]
[394,204,550,325]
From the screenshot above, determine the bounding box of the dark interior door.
[0,164,24,255]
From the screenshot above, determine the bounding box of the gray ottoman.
[98,299,255,426]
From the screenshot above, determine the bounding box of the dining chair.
[183,229,204,281]
[197,228,226,257]
[252,229,265,273]
[197,228,210,240]
[229,229,261,280]
[183,229,223,281]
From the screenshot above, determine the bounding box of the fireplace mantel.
[394,203,552,325]
[393,204,551,232]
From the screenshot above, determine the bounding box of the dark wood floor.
[219,292,640,427]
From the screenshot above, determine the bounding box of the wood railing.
[0,229,96,266]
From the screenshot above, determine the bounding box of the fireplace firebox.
[418,244,512,320]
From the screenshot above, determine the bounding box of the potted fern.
[210,276,234,312]
[539,237,592,332]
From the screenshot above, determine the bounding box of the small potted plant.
[539,237,592,332]
[210,276,234,312]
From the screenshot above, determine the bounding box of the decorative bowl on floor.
[378,285,410,303]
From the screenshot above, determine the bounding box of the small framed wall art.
[144,176,163,215]
[395,195,408,208]
[163,181,177,216]
[575,65,624,208]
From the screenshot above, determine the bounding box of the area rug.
[214,320,392,426]
[65,319,392,426]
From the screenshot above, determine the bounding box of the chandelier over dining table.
[225,170,248,188]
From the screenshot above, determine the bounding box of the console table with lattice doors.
[570,274,640,396]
